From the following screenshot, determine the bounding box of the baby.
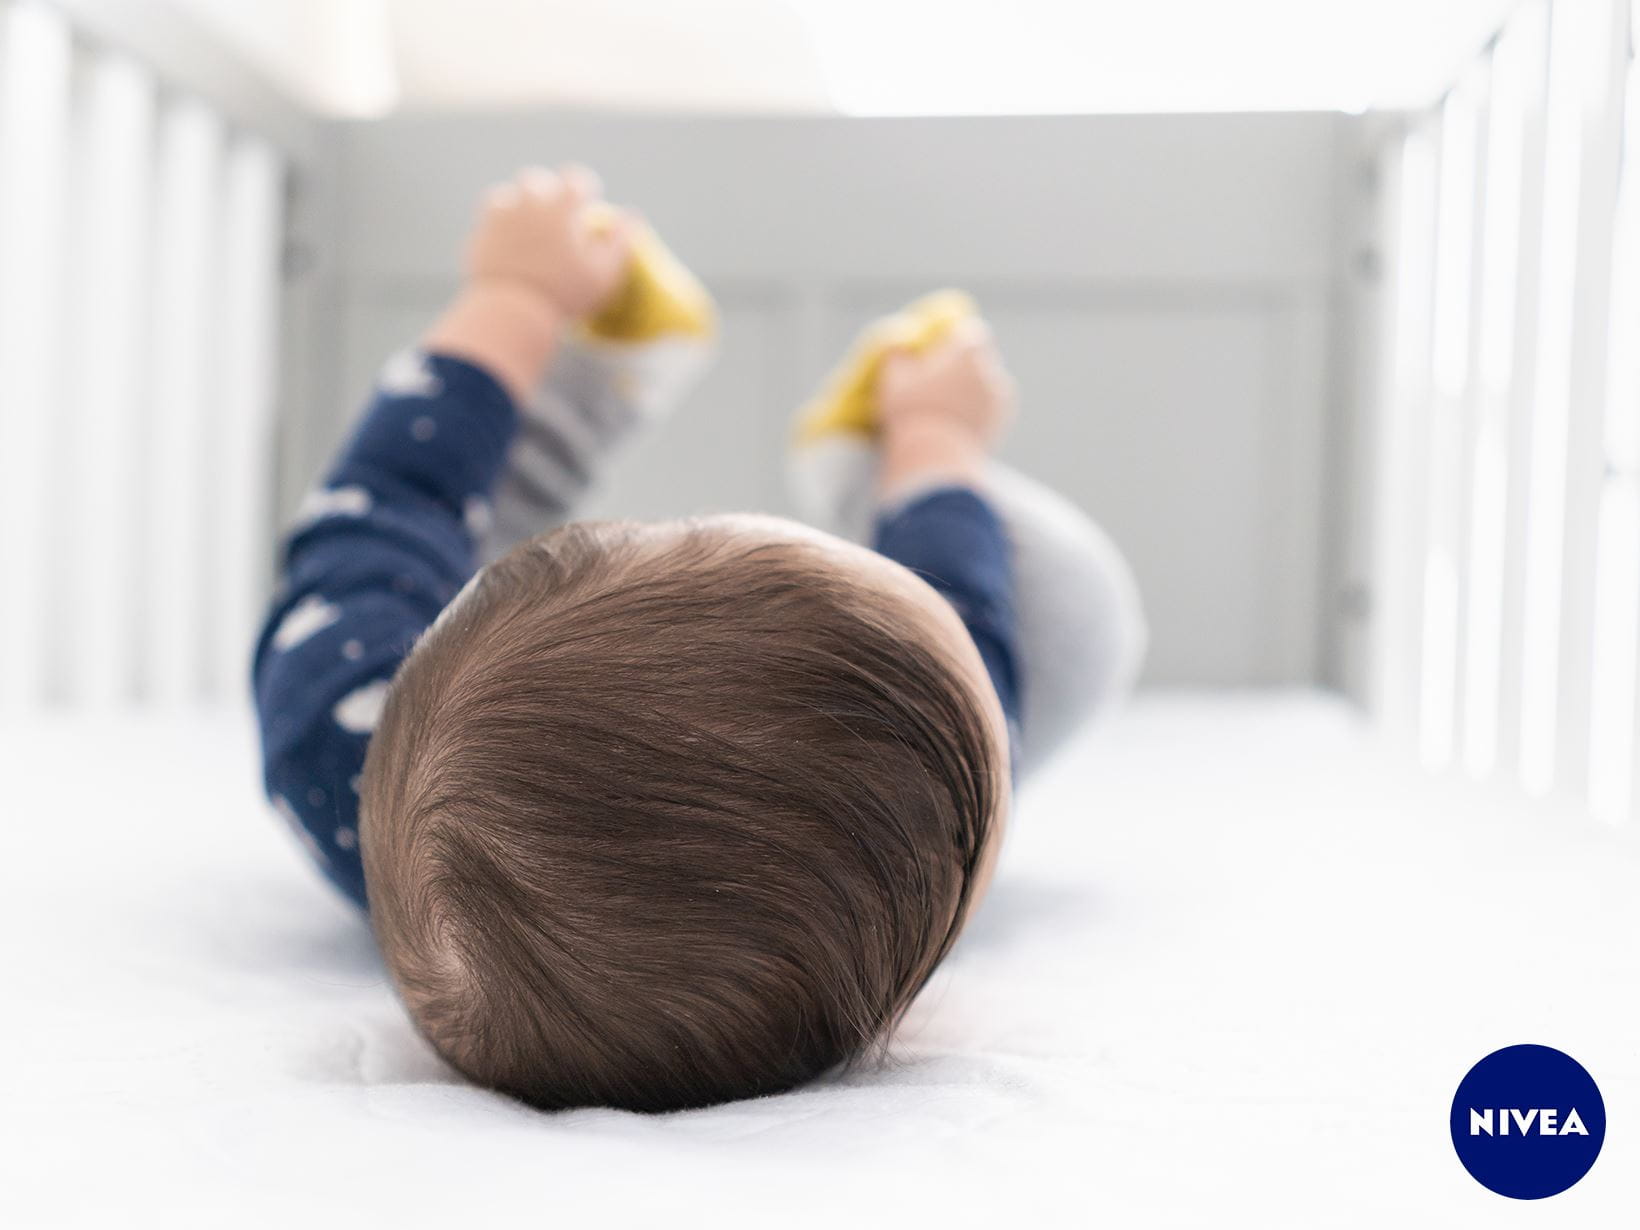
[254,166,1146,1112]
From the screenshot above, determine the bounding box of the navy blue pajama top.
[252,354,1019,909]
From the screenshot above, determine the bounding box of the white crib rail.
[0,0,299,709]
[1371,0,1640,827]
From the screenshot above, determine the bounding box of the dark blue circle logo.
[1451,1044,1604,1199]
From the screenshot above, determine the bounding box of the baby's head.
[360,515,1009,1112]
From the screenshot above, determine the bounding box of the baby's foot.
[485,216,716,555]
[794,289,976,445]
[787,290,978,541]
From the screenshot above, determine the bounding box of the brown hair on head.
[360,518,1002,1112]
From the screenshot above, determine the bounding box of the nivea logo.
[1451,1045,1605,1199]
[1467,1107,1589,1136]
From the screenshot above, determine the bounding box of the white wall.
[298,110,1354,687]
[150,0,1526,116]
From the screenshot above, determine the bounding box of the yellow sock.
[793,289,977,445]
[581,205,716,344]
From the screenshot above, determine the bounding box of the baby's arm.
[871,321,1023,734]
[252,166,630,907]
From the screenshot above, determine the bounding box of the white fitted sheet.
[10,693,1637,1228]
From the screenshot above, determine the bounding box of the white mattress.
[10,693,1638,1227]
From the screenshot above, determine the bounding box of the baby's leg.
[483,335,710,557]
[981,462,1147,768]
[482,220,716,558]
[793,436,1144,775]
[789,294,1146,778]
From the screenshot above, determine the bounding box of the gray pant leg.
[482,336,713,561]
[983,464,1147,774]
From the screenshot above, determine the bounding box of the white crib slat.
[143,97,224,707]
[1492,1,1553,784]
[1554,0,1629,806]
[1461,10,1546,779]
[1371,122,1440,743]
[1420,71,1487,770]
[64,51,157,708]
[208,137,283,703]
[1589,3,1640,824]
[0,0,72,709]
[1518,0,1609,795]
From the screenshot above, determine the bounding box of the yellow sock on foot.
[581,205,716,344]
[793,289,977,445]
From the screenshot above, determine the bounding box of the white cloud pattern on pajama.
[295,485,373,526]
[271,594,342,651]
[333,680,391,734]
[378,349,443,397]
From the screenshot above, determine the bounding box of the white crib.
[1,0,1635,834]
[1369,0,1640,827]
[0,0,303,710]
